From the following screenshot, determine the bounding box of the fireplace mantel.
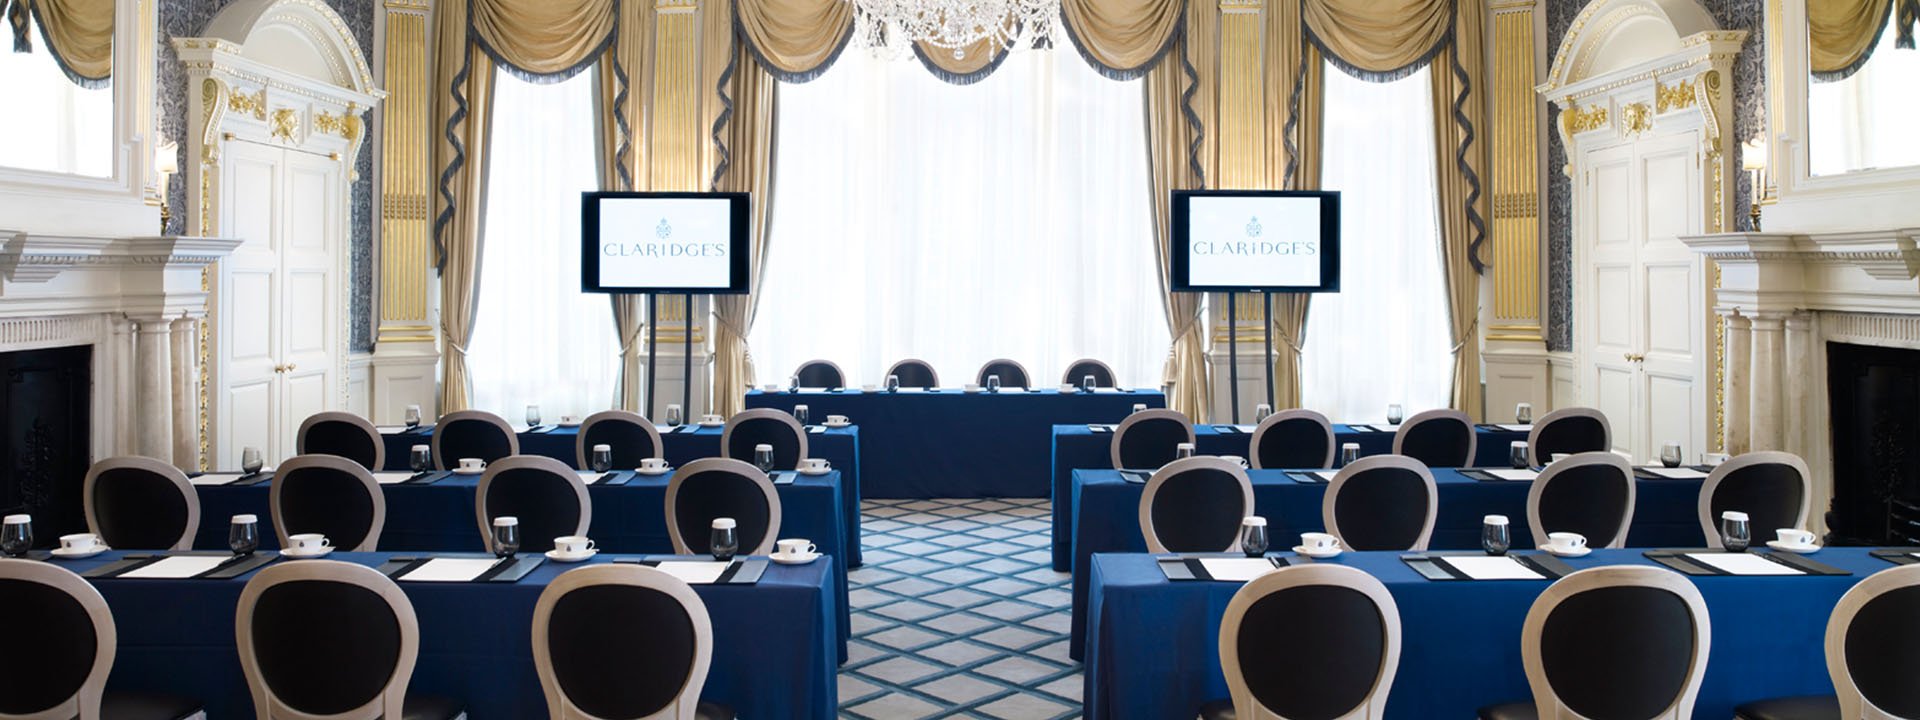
[1682,229,1920,316]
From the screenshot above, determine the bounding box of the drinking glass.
[794,404,810,426]
[1254,403,1273,423]
[754,444,776,475]
[1660,442,1683,469]
[404,404,422,429]
[886,374,901,392]
[590,445,613,474]
[1340,443,1360,467]
[0,515,31,557]
[1510,441,1530,469]
[1239,517,1269,558]
[987,375,1002,393]
[525,405,542,429]
[492,519,521,559]
[1083,374,1097,393]
[1721,511,1751,552]
[1515,402,1533,425]
[788,375,800,393]
[1174,443,1195,461]
[1386,404,1405,426]
[409,445,431,474]
[711,522,739,562]
[666,404,683,427]
[1482,515,1511,556]
[241,446,264,476]
[229,516,259,556]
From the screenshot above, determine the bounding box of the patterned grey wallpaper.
[158,0,378,354]
[1542,0,1764,352]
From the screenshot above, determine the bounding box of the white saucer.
[770,551,821,565]
[699,421,725,428]
[451,466,485,476]
[823,422,851,429]
[49,545,110,559]
[798,467,833,476]
[1293,545,1342,559]
[282,546,334,559]
[1766,540,1822,554]
[1537,544,1591,558]
[546,549,598,563]
[964,388,984,394]
[634,466,672,475]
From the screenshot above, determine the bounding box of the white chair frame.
[1249,409,1337,470]
[575,410,665,470]
[1525,407,1612,467]
[431,410,520,471]
[532,564,714,720]
[1060,358,1118,386]
[1109,409,1196,470]
[883,358,940,388]
[1698,451,1813,550]
[82,455,199,552]
[270,454,386,552]
[1323,455,1439,552]
[1520,566,1711,720]
[474,456,592,555]
[296,411,386,472]
[1391,409,1478,467]
[975,358,1032,387]
[793,359,847,389]
[1137,456,1255,554]
[0,559,116,720]
[235,560,420,720]
[1219,564,1402,720]
[664,458,783,556]
[1825,564,1920,719]
[719,409,809,471]
[1526,451,1637,550]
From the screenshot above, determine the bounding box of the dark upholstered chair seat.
[400,693,466,720]
[1733,695,1841,720]
[1477,701,1537,719]
[696,700,735,720]
[1198,698,1235,719]
[100,690,205,720]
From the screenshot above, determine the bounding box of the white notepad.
[1444,556,1546,580]
[1485,469,1540,481]
[373,473,416,485]
[1686,553,1802,576]
[576,471,613,485]
[798,387,832,393]
[1641,467,1709,479]
[119,556,232,579]
[189,474,243,486]
[652,561,732,585]
[1094,387,1127,394]
[1496,424,1534,432]
[994,387,1027,394]
[375,425,410,434]
[897,387,928,393]
[1198,558,1279,582]
[400,558,503,582]
[1232,425,1258,433]
[1308,471,1340,482]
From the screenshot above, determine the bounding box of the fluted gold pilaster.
[1488,0,1543,340]
[378,0,435,343]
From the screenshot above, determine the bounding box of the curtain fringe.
[472,24,615,85]
[733,6,855,84]
[433,44,473,275]
[910,42,1013,85]
[1897,0,1917,48]
[1450,46,1486,274]
[1815,0,1897,81]
[1307,24,1449,84]
[8,0,29,53]
[1282,52,1306,189]
[1178,31,1206,190]
[710,46,737,192]
[1057,8,1183,81]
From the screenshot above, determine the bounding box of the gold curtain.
[707,42,779,417]
[1143,0,1215,420]
[1263,1,1322,409]
[596,2,654,412]
[1060,0,1187,75]
[735,0,855,79]
[1809,0,1892,78]
[6,0,112,85]
[469,0,620,75]
[1300,0,1451,75]
[1429,0,1487,420]
[432,1,498,412]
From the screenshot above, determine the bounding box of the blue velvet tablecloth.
[746,388,1163,498]
[1066,467,1706,658]
[381,424,862,565]
[62,551,839,718]
[1048,423,1532,569]
[1083,548,1893,719]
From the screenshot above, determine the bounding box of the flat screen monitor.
[581,191,751,294]
[1169,190,1340,293]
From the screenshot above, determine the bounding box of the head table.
[381,423,863,565]
[746,388,1163,498]
[62,551,840,719]
[1083,548,1893,719]
[1066,467,1709,658]
[1047,423,1532,569]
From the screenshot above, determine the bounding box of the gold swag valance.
[734,0,857,81]
[1808,0,1916,81]
[4,0,112,87]
[469,0,620,79]
[1303,0,1453,79]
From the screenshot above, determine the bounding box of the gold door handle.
[272,364,284,373]
[284,362,296,372]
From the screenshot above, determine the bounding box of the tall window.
[1301,64,1452,422]
[468,69,618,420]
[751,46,1169,388]
[0,45,112,176]
[1808,28,1920,175]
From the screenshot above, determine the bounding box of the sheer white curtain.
[0,46,111,176]
[750,47,1168,389]
[1300,64,1452,423]
[468,69,619,420]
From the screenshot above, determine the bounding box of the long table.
[382,424,863,565]
[746,388,1163,498]
[1048,423,1532,569]
[1083,548,1893,719]
[67,551,839,718]
[1066,467,1707,658]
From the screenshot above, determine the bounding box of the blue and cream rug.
[839,498,1080,719]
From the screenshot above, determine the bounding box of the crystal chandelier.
[845,0,1059,59]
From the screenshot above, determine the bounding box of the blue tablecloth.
[382,424,863,565]
[194,470,849,655]
[1048,423,1532,569]
[1067,467,1706,658]
[63,550,839,718]
[746,388,1163,498]
[1084,548,1893,719]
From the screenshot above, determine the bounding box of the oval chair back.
[793,360,846,389]
[884,359,939,389]
[475,456,591,555]
[1061,358,1117,387]
[83,456,199,551]
[235,561,419,720]
[1138,457,1255,554]
[1527,408,1611,467]
[1527,451,1635,550]
[665,458,783,556]
[1520,566,1710,720]
[1392,409,1477,468]
[1826,564,1920,719]
[1110,409,1196,471]
[720,409,809,471]
[1217,564,1401,720]
[533,564,718,720]
[432,410,519,471]
[576,410,664,470]
[1323,455,1438,552]
[1249,409,1336,470]
[271,454,386,552]
[975,358,1031,388]
[297,411,385,472]
[1699,451,1811,549]
[0,559,116,719]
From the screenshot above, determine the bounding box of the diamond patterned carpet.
[839,499,1082,719]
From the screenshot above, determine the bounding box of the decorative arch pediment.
[1546,0,1720,88]
[193,0,377,95]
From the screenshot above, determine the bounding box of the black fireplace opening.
[1827,341,1920,545]
[2,345,91,547]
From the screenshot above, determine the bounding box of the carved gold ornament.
[270,108,298,142]
[228,87,267,120]
[1655,79,1697,113]
[313,103,362,140]
[1620,102,1653,135]
[1562,104,1609,135]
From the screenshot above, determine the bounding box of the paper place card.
[1495,424,1534,432]
[1686,553,1802,576]
[652,561,732,585]
[1641,467,1709,479]
[189,474,244,486]
[373,472,417,485]
[400,558,504,582]
[1485,469,1540,481]
[1444,556,1546,580]
[119,556,233,579]
[1198,558,1280,582]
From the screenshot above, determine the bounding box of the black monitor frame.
[1169,189,1341,294]
[581,191,752,295]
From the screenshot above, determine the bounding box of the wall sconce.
[1742,136,1769,232]
[155,139,179,235]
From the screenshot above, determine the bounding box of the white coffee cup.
[762,384,781,391]
[1059,383,1076,393]
[826,414,850,426]
[554,536,596,554]
[776,538,817,556]
[59,533,101,551]
[1300,532,1340,552]
[1548,453,1571,465]
[288,533,332,552]
[1776,528,1816,547]
[800,458,831,473]
[1218,455,1249,469]
[701,414,723,425]
[639,458,670,472]
[561,415,579,425]
[861,384,878,392]
[458,457,485,471]
[1546,532,1588,552]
